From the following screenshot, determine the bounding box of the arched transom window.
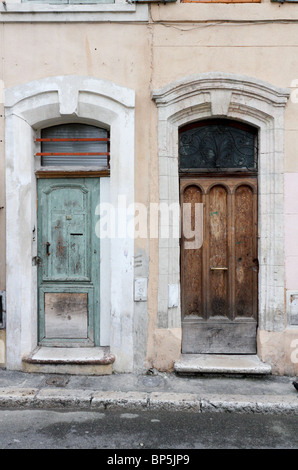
[179,120,258,172]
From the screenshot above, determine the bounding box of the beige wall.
[1,0,298,373]
[147,2,298,373]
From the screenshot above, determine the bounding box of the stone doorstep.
[23,346,115,365]
[22,347,115,376]
[174,354,272,375]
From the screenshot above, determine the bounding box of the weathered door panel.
[44,292,88,339]
[42,184,90,282]
[181,176,258,354]
[234,184,258,319]
[208,185,229,319]
[181,185,203,318]
[37,178,100,347]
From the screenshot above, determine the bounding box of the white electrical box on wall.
[134,278,148,302]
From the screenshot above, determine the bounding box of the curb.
[0,388,297,415]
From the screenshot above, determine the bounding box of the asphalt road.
[0,408,297,450]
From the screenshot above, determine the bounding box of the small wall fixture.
[0,292,6,329]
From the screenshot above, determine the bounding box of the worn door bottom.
[182,321,257,354]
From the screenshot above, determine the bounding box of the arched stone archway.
[152,72,289,366]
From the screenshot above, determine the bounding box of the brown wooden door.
[180,176,258,354]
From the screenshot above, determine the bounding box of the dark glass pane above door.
[179,120,258,172]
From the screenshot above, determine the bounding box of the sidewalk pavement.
[0,368,298,415]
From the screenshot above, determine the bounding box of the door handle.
[46,242,51,256]
[210,267,228,271]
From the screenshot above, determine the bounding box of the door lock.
[46,242,51,256]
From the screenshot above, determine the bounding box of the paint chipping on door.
[45,292,88,339]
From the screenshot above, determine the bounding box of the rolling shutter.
[36,123,110,167]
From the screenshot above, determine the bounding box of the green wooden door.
[37,178,100,346]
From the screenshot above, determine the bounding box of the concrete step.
[174,354,272,376]
[22,347,115,375]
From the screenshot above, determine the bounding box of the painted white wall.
[99,177,111,346]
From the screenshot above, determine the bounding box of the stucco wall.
[147,1,298,374]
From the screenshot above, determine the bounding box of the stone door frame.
[152,72,289,355]
[5,75,135,372]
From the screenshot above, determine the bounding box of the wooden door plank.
[181,184,203,318]
[202,191,208,320]
[228,189,236,320]
[208,184,229,319]
[234,183,257,319]
[252,187,258,320]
